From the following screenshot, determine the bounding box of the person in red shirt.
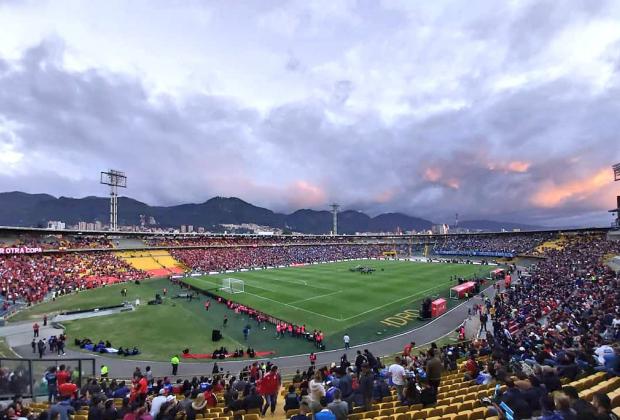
[56,364,70,386]
[136,373,148,403]
[258,366,281,416]
[403,341,415,358]
[58,381,78,399]
[464,356,478,380]
[309,352,317,366]
[33,323,39,338]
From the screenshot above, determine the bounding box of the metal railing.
[0,358,96,401]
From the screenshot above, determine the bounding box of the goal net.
[220,278,244,294]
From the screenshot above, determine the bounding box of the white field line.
[240,290,342,321]
[340,280,452,321]
[191,270,455,324]
[288,290,343,305]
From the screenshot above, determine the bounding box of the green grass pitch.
[12,260,490,361]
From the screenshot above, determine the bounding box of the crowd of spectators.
[171,244,392,272]
[0,235,114,250]
[0,230,619,420]
[433,233,554,256]
[0,253,145,305]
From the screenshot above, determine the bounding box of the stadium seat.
[409,412,425,420]
[393,406,409,414]
[468,407,486,420]
[364,410,380,418]
[379,408,394,416]
[393,413,410,420]
[243,414,259,420]
[442,405,457,415]
[286,409,299,417]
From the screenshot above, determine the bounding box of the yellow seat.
[409,411,425,420]
[469,407,486,420]
[394,413,410,420]
[348,413,364,420]
[243,414,259,420]
[285,409,299,417]
[364,410,380,419]
[379,409,394,416]
[409,404,423,411]
[442,405,458,415]
[426,408,443,418]
[394,406,409,414]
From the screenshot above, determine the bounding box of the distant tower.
[455,213,459,229]
[100,169,127,231]
[330,203,340,235]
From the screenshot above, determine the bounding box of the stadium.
[1,221,620,419]
[2,2,620,420]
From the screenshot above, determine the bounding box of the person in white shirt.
[343,334,350,349]
[150,389,168,417]
[388,356,406,400]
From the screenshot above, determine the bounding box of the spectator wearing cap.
[186,393,207,420]
[102,399,118,420]
[150,389,169,418]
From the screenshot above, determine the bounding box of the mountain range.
[0,191,543,234]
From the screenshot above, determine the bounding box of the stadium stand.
[116,250,186,277]
[0,252,145,305]
[0,230,618,420]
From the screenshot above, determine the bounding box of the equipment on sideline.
[211,329,222,342]
[220,278,244,294]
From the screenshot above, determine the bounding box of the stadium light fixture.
[330,203,340,235]
[100,169,127,231]
[614,163,620,181]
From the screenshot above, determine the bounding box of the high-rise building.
[86,222,95,231]
[78,221,87,231]
[94,220,103,231]
[188,225,194,233]
[47,221,66,230]
[180,225,187,233]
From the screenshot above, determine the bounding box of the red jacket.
[257,372,280,395]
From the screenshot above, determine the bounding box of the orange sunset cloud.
[531,168,612,208]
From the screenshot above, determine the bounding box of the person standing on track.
[171,354,180,375]
[343,334,350,350]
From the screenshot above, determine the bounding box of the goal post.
[220,278,244,294]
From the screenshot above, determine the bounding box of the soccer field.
[182,260,488,345]
[10,260,492,360]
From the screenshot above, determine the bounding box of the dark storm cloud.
[0,37,619,227]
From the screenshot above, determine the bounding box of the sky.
[1,0,620,227]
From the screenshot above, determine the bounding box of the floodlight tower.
[330,203,340,235]
[100,169,127,231]
[611,163,620,229]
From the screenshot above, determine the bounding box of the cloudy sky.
[1,0,620,227]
